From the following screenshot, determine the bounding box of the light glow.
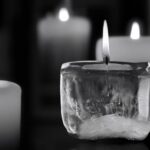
[130,22,140,40]
[58,8,70,22]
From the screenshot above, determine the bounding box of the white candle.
[0,81,21,147]
[37,14,91,73]
[96,22,150,62]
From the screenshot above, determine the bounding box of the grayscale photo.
[0,0,149,150]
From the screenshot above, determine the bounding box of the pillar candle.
[96,22,150,62]
[37,14,91,80]
[0,81,21,148]
[96,36,150,62]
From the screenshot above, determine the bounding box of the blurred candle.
[58,7,70,22]
[96,21,150,62]
[130,22,140,40]
[37,14,91,80]
[0,81,21,148]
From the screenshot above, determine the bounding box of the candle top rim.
[83,64,132,70]
[61,61,147,71]
[0,80,21,89]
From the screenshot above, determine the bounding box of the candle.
[60,21,150,140]
[61,61,150,140]
[37,14,91,80]
[0,81,21,148]
[96,21,150,62]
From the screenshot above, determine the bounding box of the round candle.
[96,36,150,62]
[37,14,91,81]
[37,14,91,62]
[0,81,21,148]
[96,22,150,62]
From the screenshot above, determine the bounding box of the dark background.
[0,0,150,149]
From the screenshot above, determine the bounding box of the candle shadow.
[70,139,148,150]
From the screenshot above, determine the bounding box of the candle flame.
[102,20,110,64]
[58,8,70,22]
[130,22,140,40]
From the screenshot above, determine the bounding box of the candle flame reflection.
[102,20,110,64]
[130,22,140,40]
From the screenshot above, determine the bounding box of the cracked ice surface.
[60,61,150,140]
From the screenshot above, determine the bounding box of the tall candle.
[0,81,21,148]
[37,14,91,80]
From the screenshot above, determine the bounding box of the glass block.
[60,61,150,140]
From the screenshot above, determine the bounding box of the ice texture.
[60,61,150,140]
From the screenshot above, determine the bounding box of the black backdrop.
[0,0,150,149]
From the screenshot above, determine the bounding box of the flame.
[58,8,70,22]
[102,20,110,62]
[130,22,140,40]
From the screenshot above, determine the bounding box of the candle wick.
[104,56,109,65]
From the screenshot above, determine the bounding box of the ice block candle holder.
[60,61,150,140]
[60,20,150,140]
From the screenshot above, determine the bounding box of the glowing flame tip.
[130,22,140,40]
[58,8,70,22]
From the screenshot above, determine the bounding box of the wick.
[104,56,110,65]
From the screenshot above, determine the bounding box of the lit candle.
[37,13,91,80]
[58,7,70,22]
[0,81,21,148]
[60,20,150,141]
[96,21,150,62]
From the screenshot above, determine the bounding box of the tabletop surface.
[18,121,150,150]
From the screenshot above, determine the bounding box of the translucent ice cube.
[60,61,150,140]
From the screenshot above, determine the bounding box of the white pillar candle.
[0,81,21,147]
[37,14,91,68]
[96,37,150,62]
[96,22,150,62]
